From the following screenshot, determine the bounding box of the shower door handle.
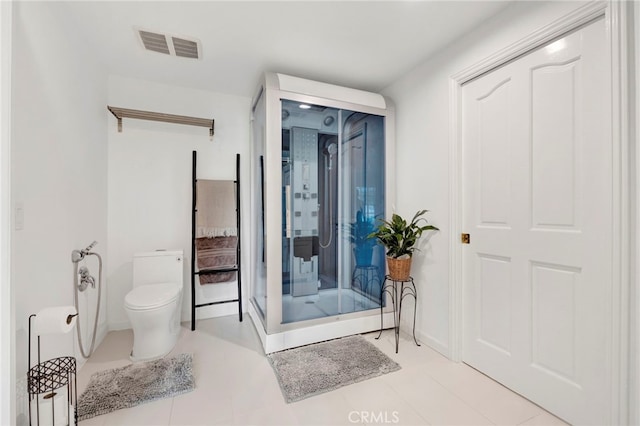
[285,185,291,238]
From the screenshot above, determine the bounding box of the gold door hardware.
[461,233,470,244]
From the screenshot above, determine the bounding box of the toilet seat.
[125,283,181,310]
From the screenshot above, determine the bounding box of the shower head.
[324,142,338,171]
[323,115,335,126]
[72,241,98,263]
[324,142,337,157]
[71,250,84,263]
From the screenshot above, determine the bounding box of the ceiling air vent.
[136,28,201,60]
[139,30,170,55]
[172,37,199,59]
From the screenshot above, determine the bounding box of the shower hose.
[319,167,333,249]
[73,252,102,358]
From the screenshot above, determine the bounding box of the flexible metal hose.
[73,252,102,358]
[319,165,333,249]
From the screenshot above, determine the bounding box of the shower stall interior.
[250,73,395,353]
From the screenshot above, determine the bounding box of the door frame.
[448,1,631,424]
[0,1,12,424]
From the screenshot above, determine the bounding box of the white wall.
[633,2,640,424]
[11,2,108,424]
[0,1,12,424]
[107,75,251,330]
[382,1,589,355]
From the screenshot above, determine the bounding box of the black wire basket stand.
[27,314,78,426]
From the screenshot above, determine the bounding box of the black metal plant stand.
[376,275,420,353]
[27,315,78,426]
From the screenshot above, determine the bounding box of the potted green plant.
[347,210,377,266]
[368,209,439,280]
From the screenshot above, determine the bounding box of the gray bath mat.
[268,335,400,403]
[77,353,194,421]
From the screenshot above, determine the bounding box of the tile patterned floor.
[77,315,567,426]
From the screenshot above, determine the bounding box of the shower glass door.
[339,111,386,314]
[251,89,267,320]
[281,99,385,324]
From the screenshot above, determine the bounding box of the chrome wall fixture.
[71,241,102,358]
[77,267,95,292]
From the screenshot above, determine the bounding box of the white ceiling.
[55,1,513,98]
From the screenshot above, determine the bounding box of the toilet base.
[125,292,183,362]
[130,336,178,362]
[129,324,180,362]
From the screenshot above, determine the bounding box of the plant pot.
[386,256,412,281]
[353,245,374,267]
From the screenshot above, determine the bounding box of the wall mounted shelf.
[107,106,214,137]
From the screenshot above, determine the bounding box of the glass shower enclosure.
[250,73,395,353]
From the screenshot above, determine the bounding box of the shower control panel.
[290,127,319,296]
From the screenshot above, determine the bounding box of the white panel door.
[462,17,611,425]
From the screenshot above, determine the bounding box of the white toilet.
[124,250,184,361]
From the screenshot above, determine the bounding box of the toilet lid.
[125,283,181,310]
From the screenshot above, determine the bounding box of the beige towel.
[196,180,236,236]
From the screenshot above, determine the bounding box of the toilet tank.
[133,250,184,288]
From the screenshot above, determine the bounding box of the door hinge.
[461,233,470,244]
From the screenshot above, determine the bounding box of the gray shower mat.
[268,335,400,403]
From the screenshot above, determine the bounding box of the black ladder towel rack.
[191,151,242,331]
